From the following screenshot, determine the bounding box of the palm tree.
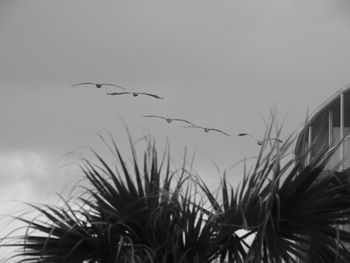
[4,127,350,262]
[202,128,350,262]
[4,135,221,262]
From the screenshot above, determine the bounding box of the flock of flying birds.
[72,82,283,145]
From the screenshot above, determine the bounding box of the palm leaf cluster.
[4,132,350,262]
[205,135,350,263]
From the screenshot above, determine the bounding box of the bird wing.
[238,133,253,137]
[106,92,130,96]
[172,119,195,125]
[143,115,166,120]
[140,93,164,99]
[208,128,231,137]
[101,84,126,90]
[72,82,95,86]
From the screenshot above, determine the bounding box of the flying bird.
[238,133,283,145]
[143,115,194,125]
[107,92,164,99]
[257,138,283,145]
[72,82,126,90]
[183,125,231,137]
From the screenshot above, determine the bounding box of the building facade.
[294,84,350,171]
[293,85,350,262]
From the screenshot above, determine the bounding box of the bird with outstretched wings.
[143,115,194,125]
[107,92,164,99]
[238,133,283,145]
[72,82,125,89]
[183,125,231,137]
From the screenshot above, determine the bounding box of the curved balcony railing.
[294,84,350,171]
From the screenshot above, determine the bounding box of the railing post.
[328,110,333,148]
[341,93,344,171]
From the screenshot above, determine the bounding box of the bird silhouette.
[184,125,231,137]
[238,133,283,145]
[257,138,283,145]
[143,115,194,125]
[72,82,126,90]
[238,133,254,138]
[107,92,164,99]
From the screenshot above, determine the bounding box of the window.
[303,97,341,170]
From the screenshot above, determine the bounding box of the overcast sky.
[1,0,350,234]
